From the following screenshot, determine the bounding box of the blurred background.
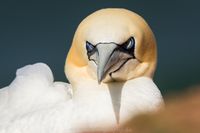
[0,0,199,98]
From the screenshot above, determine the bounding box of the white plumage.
[0,63,162,133]
[0,63,73,132]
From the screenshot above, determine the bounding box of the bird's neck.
[73,79,117,104]
[72,77,163,124]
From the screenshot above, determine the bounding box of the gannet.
[0,8,163,133]
[65,8,163,124]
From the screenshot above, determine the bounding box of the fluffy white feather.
[0,63,75,132]
[0,63,163,133]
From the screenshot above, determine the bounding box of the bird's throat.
[73,80,125,125]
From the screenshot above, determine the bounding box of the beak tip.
[97,76,102,84]
[97,69,103,84]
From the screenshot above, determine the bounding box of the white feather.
[0,63,163,133]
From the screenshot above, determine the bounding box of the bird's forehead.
[80,10,139,45]
[85,21,130,45]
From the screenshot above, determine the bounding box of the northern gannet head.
[65,8,157,84]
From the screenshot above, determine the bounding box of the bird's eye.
[123,37,135,50]
[86,41,95,52]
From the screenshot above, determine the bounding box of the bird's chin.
[100,70,128,83]
[100,75,114,83]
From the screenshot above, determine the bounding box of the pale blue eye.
[86,41,95,52]
[125,37,135,50]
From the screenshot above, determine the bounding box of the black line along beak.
[86,37,135,83]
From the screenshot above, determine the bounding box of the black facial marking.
[86,41,95,52]
[120,37,135,56]
[107,37,136,75]
[86,37,136,67]
[109,57,133,78]
[86,41,97,60]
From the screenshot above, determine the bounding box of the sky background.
[0,0,199,97]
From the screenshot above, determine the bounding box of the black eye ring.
[122,37,135,50]
[86,41,95,52]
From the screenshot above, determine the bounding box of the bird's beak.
[96,43,118,83]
